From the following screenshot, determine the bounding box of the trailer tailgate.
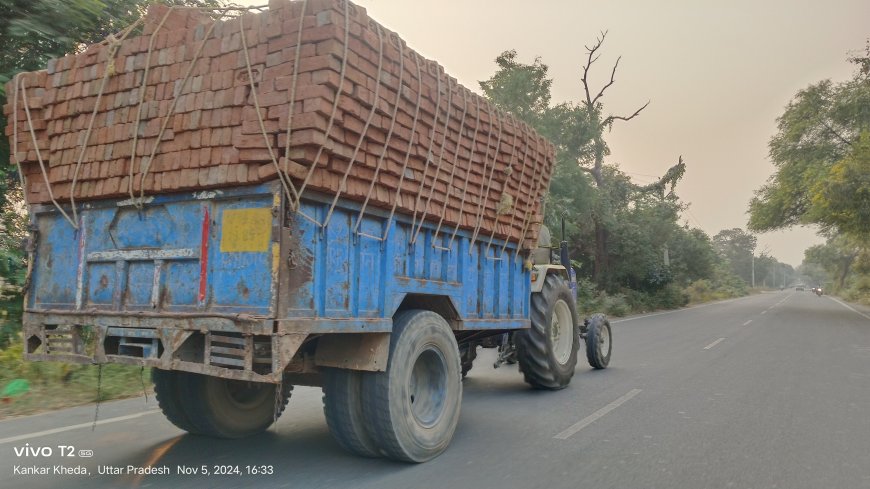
[27,185,280,317]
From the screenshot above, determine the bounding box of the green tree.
[479,50,554,133]
[810,132,870,236]
[0,186,26,285]
[713,228,757,285]
[748,42,870,239]
[668,226,718,286]
[803,234,865,290]
[577,32,648,283]
[798,261,829,287]
[480,45,690,299]
[479,48,598,272]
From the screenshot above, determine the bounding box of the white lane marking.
[828,297,870,321]
[0,410,160,445]
[611,309,700,324]
[703,338,726,350]
[761,310,767,315]
[743,320,752,326]
[554,389,642,440]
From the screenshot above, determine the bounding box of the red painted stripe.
[198,207,210,303]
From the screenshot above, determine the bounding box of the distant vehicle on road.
[795,286,805,291]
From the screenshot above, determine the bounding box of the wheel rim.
[550,299,574,365]
[598,323,610,358]
[221,380,272,411]
[408,345,448,428]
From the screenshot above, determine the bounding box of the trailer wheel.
[173,372,292,439]
[459,343,477,378]
[152,369,201,434]
[323,368,380,457]
[516,273,579,390]
[362,310,462,463]
[585,313,612,369]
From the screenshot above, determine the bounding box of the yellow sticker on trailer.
[220,208,272,252]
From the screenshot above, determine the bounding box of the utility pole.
[752,246,769,289]
[751,254,755,288]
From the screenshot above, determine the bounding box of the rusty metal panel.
[22,313,308,384]
[314,333,391,372]
[28,183,281,317]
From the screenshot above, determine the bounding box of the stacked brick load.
[4,0,555,248]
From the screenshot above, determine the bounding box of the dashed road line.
[743,320,752,326]
[703,338,726,350]
[554,389,643,440]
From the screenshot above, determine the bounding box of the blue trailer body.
[22,182,531,381]
[29,185,278,318]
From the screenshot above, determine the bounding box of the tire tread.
[515,274,579,390]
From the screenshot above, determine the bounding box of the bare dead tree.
[577,31,685,285]
[579,30,650,188]
[576,31,650,283]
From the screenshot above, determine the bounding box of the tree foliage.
[481,34,689,293]
[712,228,756,285]
[479,50,555,132]
[803,234,866,290]
[749,43,870,239]
[479,48,748,311]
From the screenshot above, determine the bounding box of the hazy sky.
[243,0,869,265]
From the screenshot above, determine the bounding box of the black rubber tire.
[322,368,380,457]
[361,310,462,463]
[585,313,612,369]
[173,372,292,439]
[459,343,477,378]
[152,368,201,434]
[516,273,579,390]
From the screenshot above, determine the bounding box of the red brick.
[9,2,554,248]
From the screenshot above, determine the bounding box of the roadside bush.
[599,292,631,317]
[685,279,715,303]
[654,284,690,309]
[0,334,152,416]
[578,279,690,317]
[622,284,688,313]
[841,275,870,305]
[575,277,599,313]
[684,278,746,304]
[0,297,23,349]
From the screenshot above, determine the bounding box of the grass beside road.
[576,278,749,317]
[0,339,152,419]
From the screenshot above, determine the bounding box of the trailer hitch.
[493,333,517,369]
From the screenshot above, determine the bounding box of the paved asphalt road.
[1,291,869,489]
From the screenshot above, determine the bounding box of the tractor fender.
[530,265,568,294]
